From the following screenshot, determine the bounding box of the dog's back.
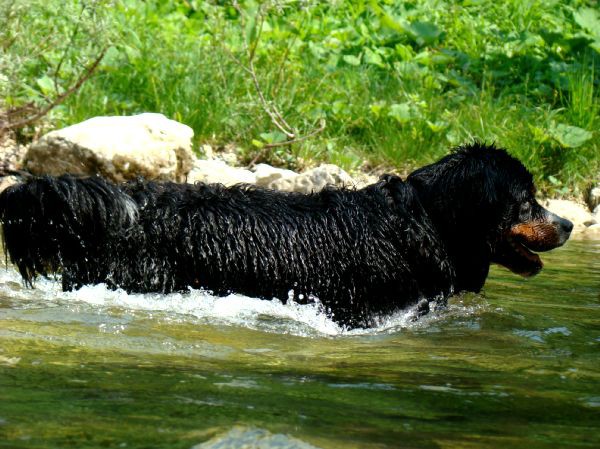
[0,175,454,327]
[118,178,454,326]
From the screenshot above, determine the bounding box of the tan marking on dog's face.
[509,222,562,250]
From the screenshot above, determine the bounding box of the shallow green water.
[0,240,599,449]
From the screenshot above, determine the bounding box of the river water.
[0,240,599,448]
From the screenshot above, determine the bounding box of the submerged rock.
[24,113,195,182]
[191,427,322,449]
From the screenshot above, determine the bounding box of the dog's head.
[490,188,572,278]
[407,143,572,291]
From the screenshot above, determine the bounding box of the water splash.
[0,269,484,337]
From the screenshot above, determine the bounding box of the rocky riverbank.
[2,113,599,236]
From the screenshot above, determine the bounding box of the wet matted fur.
[0,143,573,328]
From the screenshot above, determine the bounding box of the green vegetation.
[1,0,599,195]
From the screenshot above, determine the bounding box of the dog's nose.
[544,210,573,246]
[549,213,573,244]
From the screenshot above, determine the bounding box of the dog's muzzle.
[546,210,573,247]
[492,207,573,277]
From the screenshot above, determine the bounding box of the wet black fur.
[0,143,554,328]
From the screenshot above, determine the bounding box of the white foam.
[0,268,481,337]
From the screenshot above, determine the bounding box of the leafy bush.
[2,0,599,194]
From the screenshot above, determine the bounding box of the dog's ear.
[407,144,531,219]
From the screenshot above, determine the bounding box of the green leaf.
[342,54,361,66]
[251,139,265,148]
[332,100,349,116]
[446,129,462,145]
[547,175,561,186]
[426,120,449,133]
[245,14,257,46]
[431,52,455,65]
[369,0,407,34]
[101,46,121,69]
[408,21,442,45]
[549,123,593,148]
[36,75,55,96]
[259,131,287,144]
[369,100,387,117]
[123,44,141,62]
[395,44,414,61]
[574,8,600,37]
[528,124,550,144]
[388,103,413,123]
[364,48,384,67]
[414,50,433,65]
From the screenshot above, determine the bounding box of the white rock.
[587,185,600,211]
[0,175,18,193]
[543,199,595,233]
[253,163,298,188]
[187,159,256,186]
[582,223,600,237]
[24,113,195,182]
[199,144,214,159]
[304,164,356,190]
[219,150,240,166]
[352,172,380,188]
[0,137,27,173]
[270,164,356,193]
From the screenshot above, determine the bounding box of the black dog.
[0,143,572,328]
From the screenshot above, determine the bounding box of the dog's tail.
[0,175,138,285]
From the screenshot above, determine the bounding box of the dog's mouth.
[493,233,543,277]
[492,208,573,278]
[493,219,572,277]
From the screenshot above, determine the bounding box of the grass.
[1,0,599,197]
[563,59,599,130]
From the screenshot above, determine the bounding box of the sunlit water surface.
[0,240,599,448]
